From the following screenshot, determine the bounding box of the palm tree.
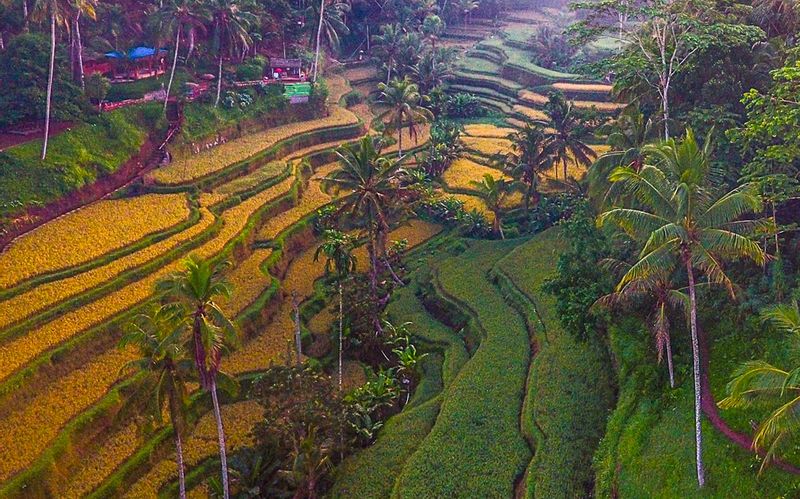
[410,47,456,94]
[720,301,800,471]
[470,173,511,239]
[588,107,656,208]
[323,137,409,331]
[596,263,688,388]
[421,14,444,49]
[69,0,96,90]
[376,77,433,157]
[504,123,553,210]
[310,0,350,81]
[119,305,191,499]
[454,0,478,26]
[158,255,239,499]
[31,0,95,160]
[314,230,357,390]
[155,0,207,113]
[598,129,768,488]
[372,23,403,84]
[539,92,597,180]
[210,0,256,107]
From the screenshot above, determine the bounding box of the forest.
[0,0,799,496]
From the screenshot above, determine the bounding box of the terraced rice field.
[462,136,514,156]
[0,193,191,290]
[0,68,418,496]
[463,124,516,138]
[442,158,508,191]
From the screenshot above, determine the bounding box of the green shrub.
[235,56,267,80]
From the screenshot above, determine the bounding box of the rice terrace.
[0,0,799,496]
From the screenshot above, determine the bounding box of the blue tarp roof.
[104,47,167,60]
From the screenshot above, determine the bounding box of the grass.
[594,308,800,498]
[391,238,531,498]
[104,70,193,102]
[495,227,615,498]
[477,38,581,80]
[0,104,165,219]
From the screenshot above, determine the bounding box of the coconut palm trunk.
[42,10,56,160]
[174,430,187,499]
[210,377,230,499]
[164,24,182,113]
[312,0,325,81]
[22,0,29,31]
[215,53,223,107]
[666,334,675,388]
[74,10,85,90]
[338,281,343,390]
[683,247,706,488]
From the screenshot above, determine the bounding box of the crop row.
[463,124,516,138]
[0,206,210,333]
[0,193,190,291]
[495,228,615,498]
[442,158,508,191]
[462,136,514,157]
[392,239,532,497]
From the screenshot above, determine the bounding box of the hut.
[104,47,168,81]
[267,58,305,81]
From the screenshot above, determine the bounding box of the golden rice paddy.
[0,193,190,290]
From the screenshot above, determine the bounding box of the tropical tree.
[119,305,192,499]
[598,129,768,487]
[154,0,207,112]
[69,0,96,89]
[596,262,688,388]
[210,0,256,106]
[504,122,553,210]
[314,230,358,390]
[372,23,403,83]
[421,14,444,49]
[454,0,478,26]
[720,301,800,471]
[410,47,456,94]
[588,107,656,207]
[538,92,597,180]
[31,0,95,160]
[158,256,239,499]
[470,173,511,238]
[376,77,433,157]
[323,136,409,332]
[310,0,349,80]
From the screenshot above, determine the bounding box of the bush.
[235,55,267,80]
[85,73,110,104]
[0,33,84,126]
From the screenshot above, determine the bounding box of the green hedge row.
[495,228,615,498]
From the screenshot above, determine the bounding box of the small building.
[104,47,168,81]
[268,58,305,81]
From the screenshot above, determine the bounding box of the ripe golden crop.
[443,158,509,191]
[0,194,190,291]
[462,136,514,156]
[552,82,613,93]
[464,124,516,138]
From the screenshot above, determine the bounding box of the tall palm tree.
[504,123,553,210]
[31,0,95,160]
[470,173,511,239]
[376,77,433,157]
[314,230,357,390]
[538,92,597,180]
[158,256,239,499]
[720,301,800,471]
[588,107,656,208]
[119,305,191,499]
[454,0,478,26]
[372,23,403,84]
[210,0,256,107]
[69,0,96,90]
[421,14,444,50]
[410,47,456,94]
[595,262,688,388]
[598,129,768,488]
[310,0,350,81]
[323,136,409,331]
[155,0,207,113]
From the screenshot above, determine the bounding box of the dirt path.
[0,122,73,151]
